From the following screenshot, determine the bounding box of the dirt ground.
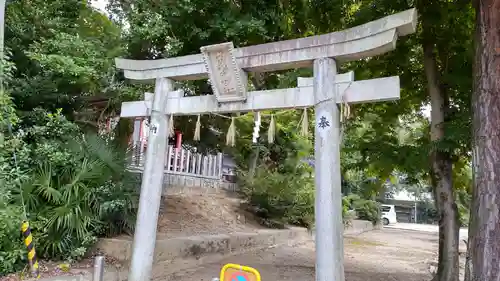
[156,190,265,238]
[163,228,439,281]
[112,188,267,240]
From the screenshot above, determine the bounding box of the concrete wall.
[163,173,238,193]
[97,228,309,264]
[344,220,380,236]
[132,172,239,193]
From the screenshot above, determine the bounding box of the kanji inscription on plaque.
[200,42,248,103]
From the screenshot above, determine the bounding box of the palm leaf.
[33,163,62,205]
[82,133,125,174]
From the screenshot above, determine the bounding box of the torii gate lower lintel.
[119,8,418,281]
[120,74,400,117]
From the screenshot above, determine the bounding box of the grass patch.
[346,238,386,247]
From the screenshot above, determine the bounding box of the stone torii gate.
[116,8,417,281]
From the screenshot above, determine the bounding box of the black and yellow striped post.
[21,221,40,279]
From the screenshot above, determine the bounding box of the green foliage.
[345,194,381,225]
[241,165,361,229]
[231,108,320,228]
[23,113,137,260]
[239,163,315,228]
[0,204,26,275]
[6,0,138,125]
[417,201,439,224]
[353,199,381,225]
[342,196,357,227]
[0,82,26,275]
[345,194,361,207]
[239,155,366,229]
[0,90,18,130]
[342,196,350,217]
[0,109,138,274]
[453,159,472,227]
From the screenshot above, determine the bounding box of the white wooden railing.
[129,145,223,179]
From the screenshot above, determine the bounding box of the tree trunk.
[423,37,460,281]
[114,118,133,149]
[248,145,260,179]
[467,0,500,280]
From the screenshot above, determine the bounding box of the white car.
[381,204,397,225]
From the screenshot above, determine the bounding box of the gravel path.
[162,228,437,281]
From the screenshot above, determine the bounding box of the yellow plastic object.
[220,263,261,281]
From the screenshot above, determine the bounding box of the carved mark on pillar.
[318,116,330,129]
[316,111,333,140]
[150,123,158,135]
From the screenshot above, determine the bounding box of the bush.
[342,196,349,218]
[0,205,26,276]
[240,165,315,228]
[352,198,381,225]
[20,133,138,260]
[344,194,361,209]
[0,109,139,274]
[342,196,357,227]
[0,91,27,275]
[240,162,357,229]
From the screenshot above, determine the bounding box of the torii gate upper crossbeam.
[115,9,417,81]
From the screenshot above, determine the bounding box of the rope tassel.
[340,95,351,124]
[193,114,201,141]
[226,117,236,147]
[168,115,175,137]
[268,114,276,144]
[22,221,40,279]
[300,108,309,137]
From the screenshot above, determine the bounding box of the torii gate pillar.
[313,58,344,281]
